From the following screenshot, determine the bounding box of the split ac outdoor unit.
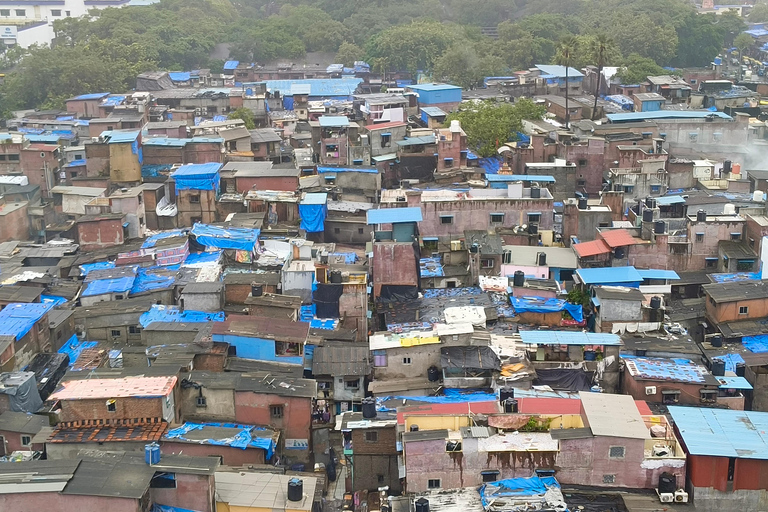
[674,490,689,503]
[659,493,674,503]
[645,386,657,395]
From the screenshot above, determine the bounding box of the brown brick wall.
[350,426,397,455]
[58,397,163,423]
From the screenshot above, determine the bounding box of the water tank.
[654,221,665,234]
[145,443,161,465]
[754,190,764,202]
[287,478,304,502]
[330,270,343,284]
[642,209,654,222]
[513,271,525,287]
[645,197,657,209]
[711,334,723,348]
[251,284,263,297]
[578,197,588,210]
[723,160,732,174]
[659,472,676,494]
[697,209,707,222]
[537,252,546,266]
[503,398,519,413]
[528,224,538,235]
[246,87,253,96]
[724,203,736,215]
[530,186,541,199]
[362,396,377,419]
[736,363,746,377]
[415,498,430,512]
[410,424,419,432]
[733,162,741,175]
[712,359,726,377]
[614,247,625,259]
[499,387,515,403]
[650,296,662,310]
[427,366,440,382]
[450,120,461,133]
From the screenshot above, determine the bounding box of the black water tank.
[530,187,541,198]
[724,160,732,174]
[427,366,440,382]
[736,363,746,377]
[513,270,525,287]
[503,398,519,413]
[537,252,546,266]
[287,478,303,502]
[499,387,515,403]
[711,334,723,348]
[646,197,657,209]
[712,359,726,376]
[697,209,707,222]
[659,472,676,494]
[650,296,662,309]
[528,224,538,235]
[642,209,654,222]
[251,284,263,297]
[578,197,588,210]
[330,270,343,284]
[362,397,377,419]
[614,247,625,259]
[415,498,430,512]
[654,221,665,234]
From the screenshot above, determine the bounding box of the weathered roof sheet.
[668,407,768,459]
[366,207,422,224]
[575,266,643,285]
[599,229,640,248]
[572,239,611,258]
[579,391,650,440]
[519,331,622,346]
[49,376,177,400]
[312,343,371,376]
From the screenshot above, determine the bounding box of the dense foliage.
[0,0,748,112]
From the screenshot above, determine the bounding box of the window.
[377,474,385,484]
[480,258,495,269]
[578,159,587,166]
[270,405,283,418]
[7,154,19,161]
[129,325,141,335]
[107,400,116,412]
[65,10,70,15]
[51,9,61,16]
[150,472,176,488]
[57,331,62,340]
[372,350,387,367]
[706,258,718,269]
[603,475,616,484]
[428,479,441,489]
[750,237,755,248]
[0,10,9,16]
[740,306,749,315]
[737,259,754,271]
[110,329,121,338]
[380,134,391,148]
[696,233,704,243]
[190,194,200,204]
[576,179,586,187]
[365,431,379,443]
[333,227,340,234]
[609,446,626,459]
[527,213,541,224]
[344,378,360,389]
[402,357,412,365]
[650,185,661,194]
[70,171,78,178]
[730,233,741,241]
[20,435,31,447]
[661,389,680,404]
[481,470,499,482]
[490,213,504,224]
[700,389,717,402]
[440,215,453,225]
[623,185,634,193]
[15,9,25,16]
[115,294,124,300]
[443,158,454,166]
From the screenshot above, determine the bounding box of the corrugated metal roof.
[599,229,640,248]
[534,64,584,78]
[572,239,611,257]
[637,269,680,280]
[301,192,328,205]
[579,392,650,439]
[312,343,371,376]
[656,195,686,206]
[421,106,447,117]
[407,83,462,92]
[106,130,140,143]
[50,376,177,400]
[265,78,363,97]
[717,376,753,390]
[668,407,768,459]
[576,266,643,285]
[607,111,732,122]
[366,207,423,224]
[518,331,622,346]
[318,115,350,127]
[486,174,556,183]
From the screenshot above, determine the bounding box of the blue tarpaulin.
[40,295,67,306]
[168,72,191,82]
[183,251,222,266]
[743,335,768,353]
[0,303,54,340]
[152,505,203,512]
[79,261,115,276]
[142,164,173,178]
[714,353,746,373]
[479,476,562,508]
[130,268,176,295]
[142,230,187,248]
[511,297,583,323]
[164,422,275,458]
[191,223,260,252]
[709,272,761,283]
[376,389,497,411]
[57,335,99,370]
[82,276,136,297]
[478,156,502,174]
[139,304,225,328]
[420,257,444,277]
[299,203,327,233]
[171,163,221,193]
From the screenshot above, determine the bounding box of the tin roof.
[366,207,423,224]
[575,266,643,285]
[572,239,611,258]
[519,331,622,346]
[49,376,177,400]
[599,229,640,248]
[668,407,768,459]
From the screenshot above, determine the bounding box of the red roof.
[365,121,407,131]
[396,401,500,424]
[573,239,611,258]
[599,228,640,248]
[517,397,581,414]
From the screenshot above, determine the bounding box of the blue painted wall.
[212,333,303,365]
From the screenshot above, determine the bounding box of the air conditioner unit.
[674,490,689,503]
[645,386,657,395]
[659,493,674,503]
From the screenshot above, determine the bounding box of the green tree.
[588,34,617,120]
[734,32,754,80]
[227,107,255,129]
[554,36,578,128]
[432,46,484,89]
[445,99,545,157]
[717,11,746,47]
[615,54,667,85]
[365,20,453,73]
[335,41,364,67]
[675,13,725,67]
[749,3,768,23]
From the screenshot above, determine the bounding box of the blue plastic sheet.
[376,389,496,411]
[183,251,222,266]
[510,297,583,323]
[40,295,67,306]
[153,505,203,512]
[79,261,115,276]
[142,229,186,248]
[131,268,176,294]
[478,156,502,174]
[57,335,98,369]
[139,304,225,328]
[171,163,221,193]
[299,203,327,233]
[709,272,761,283]
[191,223,260,252]
[82,276,136,297]
[713,353,746,373]
[164,422,275,458]
[479,476,561,507]
[743,335,768,353]
[0,303,55,339]
[420,257,444,277]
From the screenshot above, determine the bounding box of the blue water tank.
[145,442,161,465]
[246,88,253,96]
